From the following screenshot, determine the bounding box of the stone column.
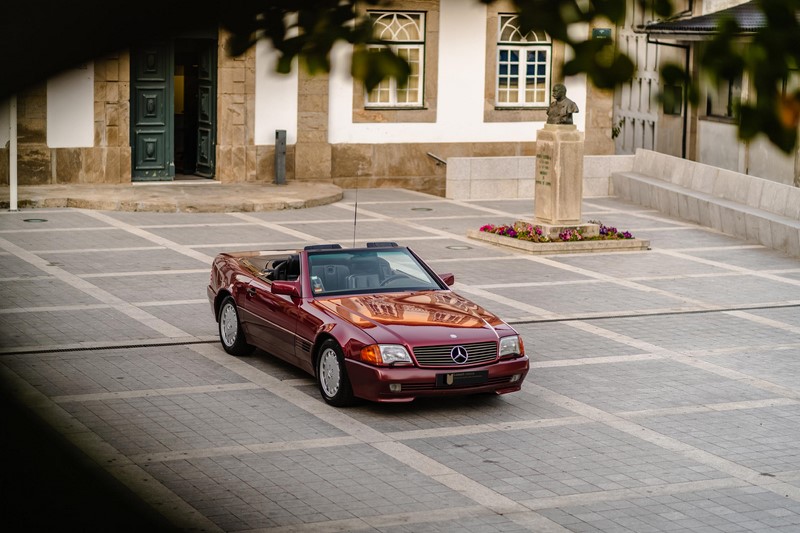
[531,124,598,237]
[294,69,332,182]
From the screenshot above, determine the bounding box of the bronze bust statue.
[546,83,579,125]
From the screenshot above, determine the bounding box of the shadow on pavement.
[0,387,178,532]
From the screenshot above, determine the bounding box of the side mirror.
[438,273,455,286]
[272,280,301,298]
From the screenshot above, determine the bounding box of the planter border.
[467,229,650,254]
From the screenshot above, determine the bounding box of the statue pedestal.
[528,124,598,238]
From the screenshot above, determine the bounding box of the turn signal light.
[360,345,383,365]
[360,344,413,366]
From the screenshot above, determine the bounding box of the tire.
[316,339,356,407]
[217,296,254,356]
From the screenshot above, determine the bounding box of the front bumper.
[345,356,529,402]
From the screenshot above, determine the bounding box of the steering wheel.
[379,274,408,287]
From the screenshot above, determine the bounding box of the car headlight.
[499,335,523,358]
[360,344,413,366]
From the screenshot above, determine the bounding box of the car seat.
[311,264,350,292]
[346,257,381,289]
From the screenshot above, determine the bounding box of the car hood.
[314,291,510,345]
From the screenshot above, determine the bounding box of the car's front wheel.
[218,296,254,356]
[316,339,356,407]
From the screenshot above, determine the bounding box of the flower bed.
[479,220,634,242]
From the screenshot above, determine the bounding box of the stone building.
[0,0,614,196]
[613,0,800,186]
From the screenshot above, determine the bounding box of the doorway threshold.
[133,178,220,186]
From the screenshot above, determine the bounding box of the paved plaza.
[1,189,800,532]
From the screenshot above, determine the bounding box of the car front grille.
[412,341,498,368]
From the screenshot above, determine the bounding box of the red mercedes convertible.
[207,243,528,406]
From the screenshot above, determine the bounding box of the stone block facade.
[2,11,615,195]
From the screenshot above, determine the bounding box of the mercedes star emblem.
[450,345,469,364]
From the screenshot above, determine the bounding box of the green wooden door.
[195,41,217,177]
[131,44,174,180]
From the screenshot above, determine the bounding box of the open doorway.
[130,37,217,181]
[174,41,199,177]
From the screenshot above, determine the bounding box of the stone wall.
[333,141,536,197]
[446,154,634,199]
[0,55,130,186]
[12,84,50,185]
[217,33,260,183]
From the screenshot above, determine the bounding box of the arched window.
[366,12,425,107]
[496,14,551,107]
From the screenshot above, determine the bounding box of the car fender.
[310,319,377,371]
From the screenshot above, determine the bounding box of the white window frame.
[366,11,425,108]
[496,14,552,108]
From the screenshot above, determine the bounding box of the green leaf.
[352,48,411,93]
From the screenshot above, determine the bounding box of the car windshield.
[307,248,442,295]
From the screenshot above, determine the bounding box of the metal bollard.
[275,130,286,185]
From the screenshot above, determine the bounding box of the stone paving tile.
[365,201,492,219]
[290,219,440,242]
[538,485,800,533]
[773,270,800,282]
[143,224,303,247]
[582,212,689,230]
[361,514,531,532]
[438,257,593,286]
[38,248,207,275]
[592,313,800,352]
[459,199,533,217]
[632,227,747,249]
[406,424,728,500]
[142,302,216,338]
[89,271,209,303]
[342,391,575,433]
[535,359,776,413]
[143,444,473,530]
[0,277,98,309]
[638,404,800,474]
[636,275,800,307]
[415,215,515,236]
[404,238,514,260]
[0,307,165,348]
[0,210,110,230]
[678,247,800,271]
[61,388,346,455]
[235,204,357,222]
[239,351,314,381]
[493,283,692,316]
[105,212,241,226]
[583,197,652,211]
[3,192,800,531]
[1,227,156,251]
[0,254,56,278]
[2,346,247,396]
[550,251,732,279]
[695,345,800,391]
[745,306,800,328]
[342,189,431,202]
[513,321,643,361]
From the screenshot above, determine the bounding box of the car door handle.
[247,287,257,296]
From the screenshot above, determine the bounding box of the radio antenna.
[352,172,359,247]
